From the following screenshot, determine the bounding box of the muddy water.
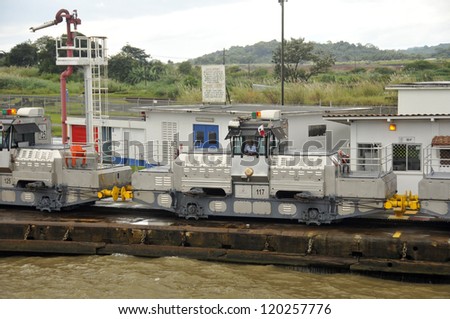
[1,255,449,299]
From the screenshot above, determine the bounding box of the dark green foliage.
[373,67,395,75]
[121,44,150,63]
[403,43,450,58]
[191,40,450,65]
[178,61,193,75]
[0,51,7,66]
[108,45,167,84]
[183,75,198,87]
[404,60,438,71]
[7,41,38,67]
[350,67,367,74]
[191,40,279,65]
[2,36,449,102]
[109,54,135,83]
[35,36,63,74]
[272,38,335,82]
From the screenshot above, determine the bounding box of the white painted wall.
[398,89,450,115]
[288,115,350,151]
[69,109,350,166]
[149,112,350,154]
[350,118,450,193]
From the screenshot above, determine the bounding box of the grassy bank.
[0,64,402,106]
[1,59,449,137]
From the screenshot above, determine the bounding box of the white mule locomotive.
[132,110,397,224]
[0,107,131,211]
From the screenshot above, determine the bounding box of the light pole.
[278,0,287,105]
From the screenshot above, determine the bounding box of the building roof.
[386,81,450,90]
[139,104,371,117]
[432,136,450,146]
[324,113,450,124]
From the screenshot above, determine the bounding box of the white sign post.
[202,65,226,104]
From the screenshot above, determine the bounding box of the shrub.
[404,60,437,71]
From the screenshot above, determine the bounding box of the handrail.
[422,144,450,178]
[334,145,393,178]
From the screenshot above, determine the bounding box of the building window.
[193,124,219,149]
[308,124,326,137]
[393,144,421,171]
[439,149,450,166]
[194,130,205,147]
[357,143,381,172]
[208,131,217,145]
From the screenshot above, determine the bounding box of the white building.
[325,82,450,194]
[389,81,450,115]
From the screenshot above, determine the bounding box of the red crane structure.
[30,9,81,144]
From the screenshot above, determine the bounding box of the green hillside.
[190,40,450,65]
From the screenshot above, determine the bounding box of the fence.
[0,94,177,117]
[336,144,393,178]
[422,144,450,178]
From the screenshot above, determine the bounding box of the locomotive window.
[257,137,266,155]
[308,124,326,137]
[232,136,242,155]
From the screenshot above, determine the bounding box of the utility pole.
[278,0,287,105]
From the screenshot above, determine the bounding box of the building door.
[193,124,218,149]
[71,125,98,146]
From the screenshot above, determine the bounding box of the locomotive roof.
[0,118,41,133]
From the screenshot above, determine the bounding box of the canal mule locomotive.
[0,107,131,211]
[132,110,397,224]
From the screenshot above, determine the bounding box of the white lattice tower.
[56,35,108,147]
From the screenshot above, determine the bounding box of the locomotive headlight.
[244,167,254,177]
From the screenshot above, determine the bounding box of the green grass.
[226,81,394,106]
[2,60,449,129]
[0,67,84,95]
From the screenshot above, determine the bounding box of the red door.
[71,125,99,150]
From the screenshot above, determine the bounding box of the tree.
[178,61,193,75]
[272,38,335,82]
[109,54,135,83]
[109,44,151,83]
[0,50,7,66]
[121,44,150,63]
[108,44,166,84]
[34,36,61,74]
[7,41,37,67]
[404,60,438,72]
[147,60,165,81]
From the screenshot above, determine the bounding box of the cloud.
[1,0,449,61]
[81,0,278,60]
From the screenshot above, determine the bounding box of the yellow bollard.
[384,190,420,218]
[97,185,125,201]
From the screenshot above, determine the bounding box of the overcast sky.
[1,0,449,62]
